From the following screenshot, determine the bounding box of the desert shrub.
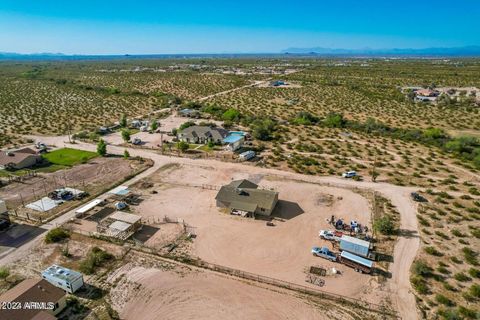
[250,118,277,141]
[79,247,114,275]
[373,215,396,235]
[468,284,480,298]
[413,260,433,277]
[436,294,455,306]
[179,121,196,131]
[425,246,442,256]
[45,228,70,243]
[293,111,319,125]
[323,112,346,128]
[462,247,478,265]
[443,282,456,291]
[471,229,480,239]
[0,267,9,279]
[451,229,465,237]
[411,276,429,294]
[454,272,471,282]
[457,306,478,319]
[468,267,480,278]
[450,256,462,264]
[176,141,189,153]
[437,266,450,275]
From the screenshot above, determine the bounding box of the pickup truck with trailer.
[318,230,342,242]
[339,235,376,260]
[311,246,338,262]
[339,251,373,274]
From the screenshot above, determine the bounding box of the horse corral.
[123,163,387,303]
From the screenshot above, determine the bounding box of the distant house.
[130,119,149,129]
[179,108,200,118]
[178,126,228,144]
[416,89,439,97]
[270,80,286,87]
[41,265,84,294]
[0,148,41,170]
[0,278,67,320]
[215,179,279,217]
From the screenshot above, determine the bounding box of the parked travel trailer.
[41,265,84,293]
[339,251,373,274]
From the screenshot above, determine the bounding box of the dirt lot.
[108,253,377,320]
[0,157,147,218]
[128,163,384,303]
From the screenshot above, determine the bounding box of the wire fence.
[125,242,399,319]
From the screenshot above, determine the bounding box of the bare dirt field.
[128,163,386,303]
[108,253,379,320]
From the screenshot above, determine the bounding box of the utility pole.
[371,155,378,182]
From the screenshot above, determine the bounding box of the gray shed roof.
[215,179,278,212]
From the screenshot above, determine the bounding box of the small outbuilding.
[215,179,279,217]
[97,211,142,240]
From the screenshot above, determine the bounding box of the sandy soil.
[130,164,379,301]
[109,263,347,320]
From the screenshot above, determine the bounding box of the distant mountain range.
[1,46,480,60]
[281,46,480,56]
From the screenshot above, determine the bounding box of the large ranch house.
[177,125,247,151]
[177,125,228,144]
[215,179,279,218]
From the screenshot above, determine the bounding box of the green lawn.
[42,148,98,166]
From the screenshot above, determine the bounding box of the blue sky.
[1,0,479,54]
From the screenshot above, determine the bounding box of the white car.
[342,171,357,178]
[115,202,127,210]
[319,230,341,242]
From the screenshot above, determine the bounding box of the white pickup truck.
[319,230,342,242]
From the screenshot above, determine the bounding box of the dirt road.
[197,80,270,101]
[15,135,420,319]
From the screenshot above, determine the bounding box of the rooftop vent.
[236,188,248,196]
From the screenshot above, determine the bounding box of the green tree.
[250,118,277,141]
[121,129,131,142]
[292,112,319,125]
[374,216,395,235]
[45,227,70,243]
[123,149,130,159]
[150,120,159,131]
[177,141,189,153]
[222,108,240,122]
[323,112,346,128]
[97,139,107,156]
[179,121,196,131]
[120,114,127,127]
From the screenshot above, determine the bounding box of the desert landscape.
[0,57,479,320]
